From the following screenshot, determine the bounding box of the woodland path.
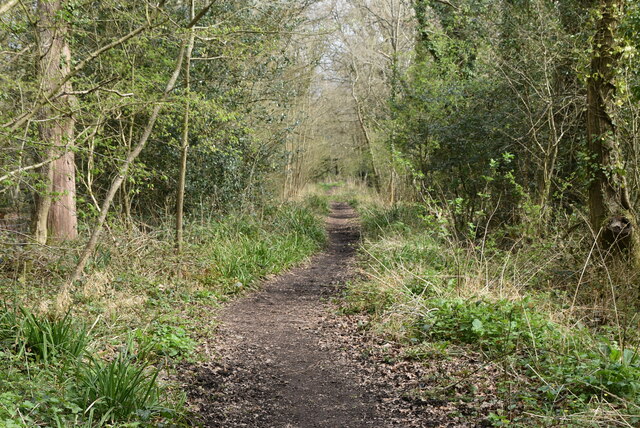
[185,203,444,427]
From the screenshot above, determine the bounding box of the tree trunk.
[32,0,77,244]
[587,0,637,259]
[176,0,196,254]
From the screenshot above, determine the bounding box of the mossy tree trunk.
[587,0,639,262]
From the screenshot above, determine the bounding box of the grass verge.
[344,201,640,427]
[0,198,327,426]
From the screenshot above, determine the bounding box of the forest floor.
[181,202,473,427]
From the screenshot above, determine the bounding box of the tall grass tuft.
[77,348,165,423]
[0,201,325,426]
[0,306,19,348]
[20,310,90,363]
[192,203,326,291]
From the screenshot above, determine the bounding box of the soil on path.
[185,202,441,427]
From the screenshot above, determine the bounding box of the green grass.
[77,348,166,424]
[135,323,196,359]
[318,181,345,192]
[0,200,327,426]
[0,308,174,426]
[303,193,331,215]
[344,201,640,427]
[185,203,325,292]
[0,308,19,348]
[20,311,90,364]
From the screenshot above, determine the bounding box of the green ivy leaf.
[472,318,484,334]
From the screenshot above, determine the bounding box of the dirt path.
[185,202,438,427]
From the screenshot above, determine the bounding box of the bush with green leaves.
[412,297,640,405]
[414,298,554,352]
[137,324,196,359]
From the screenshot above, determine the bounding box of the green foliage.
[621,2,640,99]
[303,194,330,215]
[0,308,19,348]
[0,364,86,427]
[392,0,590,238]
[0,307,179,427]
[189,203,325,291]
[584,344,640,399]
[137,324,196,359]
[414,298,557,354]
[0,391,23,427]
[360,203,433,239]
[0,202,325,425]
[318,181,345,192]
[1,0,313,221]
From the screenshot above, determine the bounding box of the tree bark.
[587,0,637,258]
[33,0,77,244]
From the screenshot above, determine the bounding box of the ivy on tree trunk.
[587,0,638,261]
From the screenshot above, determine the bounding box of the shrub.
[415,298,559,354]
[137,324,196,359]
[349,201,640,424]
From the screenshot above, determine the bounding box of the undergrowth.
[344,200,640,427]
[0,198,328,426]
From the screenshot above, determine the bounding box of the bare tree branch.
[432,0,458,10]
[187,0,217,28]
[0,0,18,15]
[0,156,62,184]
